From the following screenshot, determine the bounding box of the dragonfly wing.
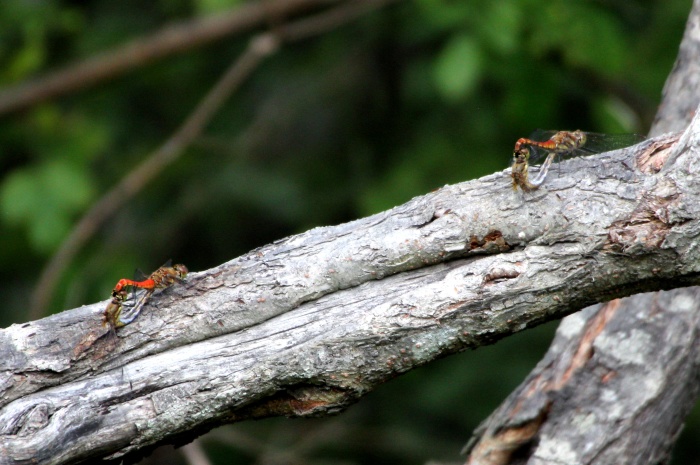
[134,268,148,281]
[118,288,152,325]
[539,133,644,161]
[555,146,597,161]
[526,145,551,164]
[528,129,558,142]
[581,133,645,153]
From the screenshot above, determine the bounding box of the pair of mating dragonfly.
[510,129,644,191]
[103,261,188,330]
[100,131,637,328]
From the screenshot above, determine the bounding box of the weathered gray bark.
[0,117,697,464]
[3,7,700,465]
[463,291,700,465]
[651,0,700,138]
[463,2,700,464]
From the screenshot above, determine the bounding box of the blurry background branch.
[0,0,335,116]
[28,0,399,320]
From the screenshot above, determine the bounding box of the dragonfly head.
[513,146,530,163]
[173,264,188,279]
[571,129,587,147]
[111,287,128,300]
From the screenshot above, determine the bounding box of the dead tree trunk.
[463,2,700,464]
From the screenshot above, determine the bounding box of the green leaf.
[433,34,483,102]
[527,2,628,76]
[414,0,474,32]
[479,0,523,54]
[41,161,95,210]
[29,207,71,252]
[0,169,40,225]
[6,34,45,81]
[0,161,95,252]
[193,0,242,15]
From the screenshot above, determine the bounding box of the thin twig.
[0,0,331,116]
[29,0,398,319]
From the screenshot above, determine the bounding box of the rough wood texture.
[1,117,699,464]
[5,4,700,462]
[463,2,700,464]
[651,0,700,137]
[463,292,700,465]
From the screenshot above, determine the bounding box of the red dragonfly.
[113,261,188,294]
[511,130,645,191]
[103,261,188,329]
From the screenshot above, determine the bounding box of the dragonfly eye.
[513,147,530,162]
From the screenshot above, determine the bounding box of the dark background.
[0,0,695,463]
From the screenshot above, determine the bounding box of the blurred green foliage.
[0,0,695,463]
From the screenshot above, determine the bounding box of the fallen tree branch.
[1,115,699,463]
